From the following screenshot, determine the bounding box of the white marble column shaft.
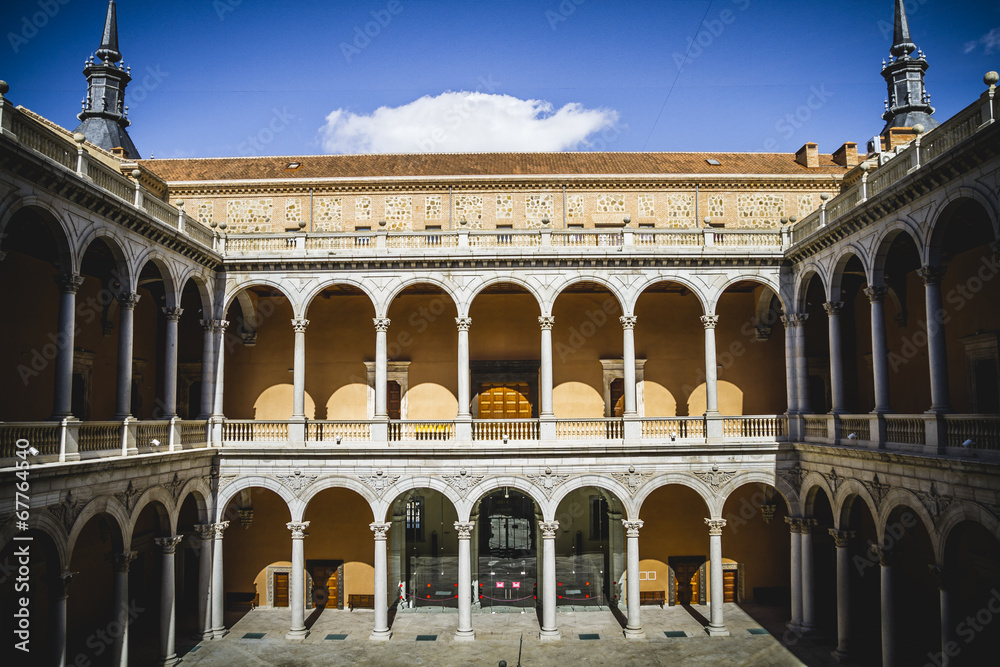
[623,520,645,638]
[374,319,390,418]
[211,320,229,417]
[873,546,896,667]
[455,521,475,640]
[800,519,818,631]
[53,274,83,418]
[701,315,720,414]
[114,292,140,418]
[539,316,555,417]
[830,529,855,662]
[866,287,892,411]
[198,320,215,418]
[457,318,472,417]
[370,522,392,640]
[286,522,310,639]
[825,302,846,412]
[211,521,229,639]
[620,316,637,415]
[155,536,184,665]
[539,521,560,640]
[194,524,214,641]
[292,319,309,419]
[107,551,137,667]
[781,315,800,414]
[706,518,729,636]
[161,307,183,418]
[786,517,803,629]
[920,266,951,411]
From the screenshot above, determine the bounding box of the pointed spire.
[95,0,121,63]
[890,0,916,58]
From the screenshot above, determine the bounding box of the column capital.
[798,518,819,534]
[56,273,85,293]
[286,521,310,539]
[619,315,637,330]
[780,313,808,328]
[369,522,391,540]
[453,521,475,539]
[622,519,644,538]
[116,291,141,309]
[927,564,954,590]
[455,316,472,332]
[200,319,228,333]
[538,315,555,331]
[154,535,184,554]
[864,285,889,303]
[823,301,845,317]
[539,521,560,538]
[193,523,214,540]
[52,570,76,597]
[162,306,184,321]
[828,528,855,548]
[291,318,309,333]
[106,551,138,573]
[918,265,946,285]
[373,317,391,332]
[785,516,803,533]
[704,518,727,535]
[211,520,230,539]
[700,314,719,330]
[870,544,895,567]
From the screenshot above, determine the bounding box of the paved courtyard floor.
[173,603,857,666]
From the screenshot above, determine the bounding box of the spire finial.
[890,0,916,57]
[95,0,121,63]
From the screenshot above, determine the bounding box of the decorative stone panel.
[197,201,214,225]
[596,193,626,213]
[285,199,302,225]
[665,193,694,221]
[226,199,273,233]
[355,196,372,222]
[455,194,483,226]
[384,195,412,230]
[425,195,442,220]
[314,197,343,232]
[708,194,725,219]
[566,194,584,220]
[639,194,655,218]
[495,194,513,219]
[797,194,815,218]
[525,194,554,222]
[736,193,785,228]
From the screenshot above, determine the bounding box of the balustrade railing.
[837,415,872,443]
[0,422,61,459]
[943,415,1000,451]
[78,422,124,452]
[389,421,455,441]
[641,417,705,439]
[802,415,831,442]
[223,420,289,442]
[556,419,623,440]
[884,415,926,446]
[136,421,170,450]
[179,420,209,447]
[308,421,371,442]
[11,115,76,169]
[473,419,539,441]
[723,416,786,439]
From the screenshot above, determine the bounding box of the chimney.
[832,142,859,168]
[795,143,819,168]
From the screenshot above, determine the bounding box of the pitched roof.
[138,152,847,182]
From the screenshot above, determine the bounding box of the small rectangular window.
[406,497,424,542]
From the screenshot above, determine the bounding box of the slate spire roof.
[880,0,938,134]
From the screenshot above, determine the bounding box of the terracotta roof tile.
[138,152,846,182]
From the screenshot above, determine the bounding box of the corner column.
[865,287,892,412]
[539,520,561,640]
[829,529,855,662]
[800,518,818,632]
[824,301,846,413]
[113,292,140,418]
[161,307,183,418]
[786,517,803,630]
[455,521,475,640]
[919,266,951,412]
[872,545,896,667]
[705,518,729,636]
[155,536,184,666]
[370,522,392,640]
[107,551,138,667]
[623,519,645,639]
[700,315,720,415]
[286,522,310,640]
[52,274,84,418]
[210,521,229,639]
[193,524,214,641]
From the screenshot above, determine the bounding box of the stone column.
[113,292,140,418]
[865,287,892,412]
[291,319,309,419]
[700,315,720,415]
[781,315,800,414]
[161,307,183,418]
[370,522,392,640]
[929,565,953,667]
[454,521,475,640]
[919,266,950,412]
[52,274,84,418]
[52,571,74,667]
[107,551,138,667]
[620,316,638,415]
[623,519,645,639]
[872,545,896,667]
[373,319,390,419]
[193,524,214,640]
[608,509,625,604]
[210,521,229,639]
[539,520,561,640]
[786,517,803,630]
[286,522,310,640]
[824,302,846,413]
[539,316,555,418]
[800,518,818,632]
[211,320,229,417]
[793,314,810,413]
[829,529,855,662]
[198,320,215,418]
[155,536,184,665]
[456,317,472,418]
[705,518,729,636]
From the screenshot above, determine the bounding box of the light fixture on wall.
[847,433,858,440]
[760,484,776,525]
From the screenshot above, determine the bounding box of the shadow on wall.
[687,381,744,416]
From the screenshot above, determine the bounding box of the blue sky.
[2,0,998,158]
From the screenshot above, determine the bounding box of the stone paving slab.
[176,604,847,666]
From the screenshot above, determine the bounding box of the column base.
[200,631,214,642]
[706,624,730,637]
[159,655,181,667]
[454,629,476,641]
[369,629,392,641]
[211,628,228,640]
[624,627,646,640]
[539,629,561,641]
[285,628,309,641]
[831,648,852,662]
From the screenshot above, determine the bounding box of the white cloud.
[318,91,619,154]
[964,27,1000,55]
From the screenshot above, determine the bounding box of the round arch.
[832,478,880,531]
[76,227,135,290]
[0,195,76,274]
[462,275,545,317]
[126,487,177,545]
[633,474,715,518]
[133,251,181,308]
[548,474,636,519]
[828,245,872,300]
[875,487,937,548]
[924,187,1000,266]
[377,476,464,523]
[707,273,785,315]
[546,275,628,316]
[173,477,213,527]
[465,476,550,521]
[799,473,837,517]
[297,475,380,522]
[714,471,796,518]
[66,495,130,563]
[216,475,301,523]
[627,274,710,315]
[301,278,380,319]
[223,279,298,317]
[381,277,462,316]
[792,264,828,314]
[0,511,68,571]
[870,217,923,285]
[934,500,1000,564]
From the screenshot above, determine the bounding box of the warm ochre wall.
[552,291,621,418]
[469,292,541,361]
[303,488,376,599]
[222,489,291,598]
[719,484,791,597]
[637,485,711,595]
[387,293,459,420]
